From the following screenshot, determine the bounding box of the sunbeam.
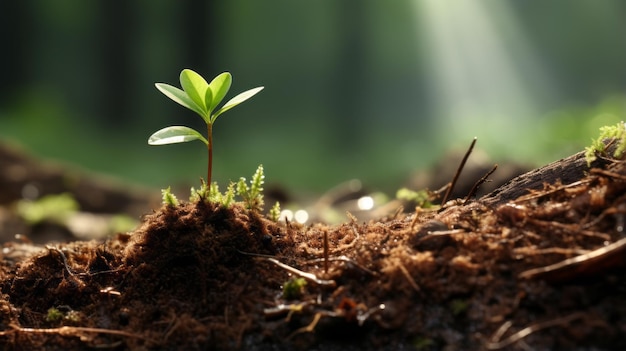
[416,1,554,157]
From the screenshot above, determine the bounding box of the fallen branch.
[480,141,618,206]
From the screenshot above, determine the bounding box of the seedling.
[148,69,264,185]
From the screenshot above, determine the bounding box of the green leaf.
[148,126,208,146]
[180,69,210,113]
[204,88,213,118]
[212,86,264,122]
[208,72,232,114]
[155,83,207,122]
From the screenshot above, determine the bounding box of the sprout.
[148,69,264,185]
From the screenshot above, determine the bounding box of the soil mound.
[1,147,626,350]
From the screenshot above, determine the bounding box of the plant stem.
[207,123,213,185]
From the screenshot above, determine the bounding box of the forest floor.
[0,141,625,350]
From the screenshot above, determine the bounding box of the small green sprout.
[236,164,265,210]
[220,182,236,208]
[585,121,626,166]
[17,193,79,225]
[187,165,267,211]
[45,307,82,324]
[189,180,210,203]
[46,307,64,323]
[412,336,435,350]
[282,277,307,300]
[396,188,436,209]
[449,298,469,316]
[148,69,264,185]
[161,187,179,207]
[269,201,281,222]
[190,180,235,208]
[64,310,82,324]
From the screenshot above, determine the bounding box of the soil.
[1,141,626,350]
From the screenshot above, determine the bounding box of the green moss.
[161,187,179,207]
[282,277,307,300]
[585,121,626,166]
[46,307,64,323]
[237,164,265,210]
[17,193,78,225]
[396,188,436,208]
[269,201,281,222]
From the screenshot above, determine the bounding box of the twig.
[527,219,611,241]
[397,262,420,293]
[442,137,477,206]
[590,167,626,181]
[0,324,150,342]
[512,247,589,257]
[511,179,593,204]
[464,164,498,203]
[288,313,323,339]
[519,237,626,281]
[304,255,377,276]
[323,230,329,274]
[485,312,586,349]
[257,257,336,287]
[46,246,76,276]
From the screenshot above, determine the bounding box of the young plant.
[148,69,264,185]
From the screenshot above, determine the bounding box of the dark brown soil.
[1,143,626,350]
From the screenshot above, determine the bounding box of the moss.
[585,121,626,166]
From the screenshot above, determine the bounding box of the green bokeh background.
[1,1,625,195]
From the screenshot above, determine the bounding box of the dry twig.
[442,137,477,206]
[485,312,586,350]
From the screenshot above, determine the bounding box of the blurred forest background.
[1,1,625,195]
